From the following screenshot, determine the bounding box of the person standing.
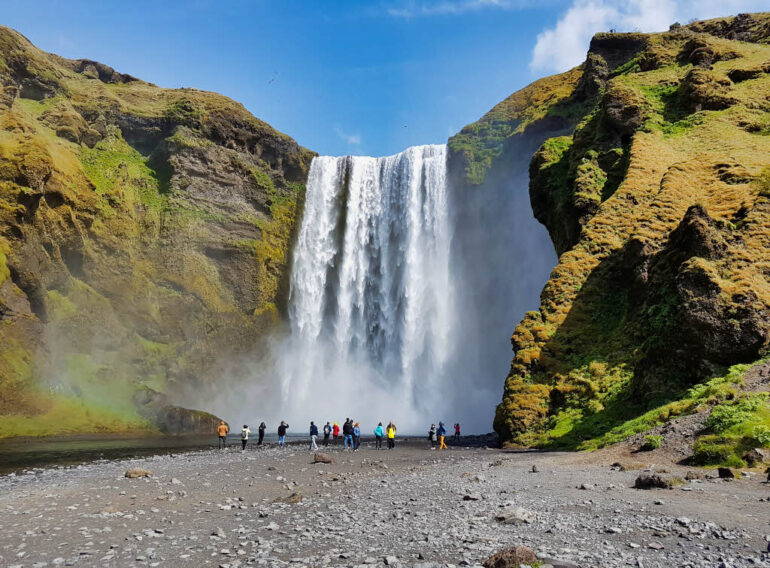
[454,423,461,441]
[258,422,266,445]
[386,421,396,449]
[309,421,319,451]
[278,421,289,448]
[373,422,384,450]
[429,424,437,449]
[323,422,332,447]
[438,422,447,450]
[343,418,353,450]
[333,422,340,444]
[353,422,361,451]
[241,424,250,451]
[217,421,229,449]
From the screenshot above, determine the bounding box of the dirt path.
[0,440,768,567]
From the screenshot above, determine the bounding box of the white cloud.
[387,0,521,19]
[335,127,362,146]
[530,0,769,74]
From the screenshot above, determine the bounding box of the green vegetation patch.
[79,131,169,210]
[539,360,755,451]
[693,392,770,467]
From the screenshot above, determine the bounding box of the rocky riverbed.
[0,440,768,568]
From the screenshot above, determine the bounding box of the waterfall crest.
[279,145,454,424]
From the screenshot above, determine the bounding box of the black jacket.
[342,421,353,436]
[278,424,288,436]
[310,424,318,436]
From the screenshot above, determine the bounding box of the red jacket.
[332,424,340,436]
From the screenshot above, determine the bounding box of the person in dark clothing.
[309,421,319,451]
[323,422,331,447]
[342,418,354,449]
[454,423,461,441]
[278,421,289,447]
[258,422,266,445]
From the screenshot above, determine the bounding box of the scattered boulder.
[313,453,335,464]
[483,545,537,568]
[531,465,539,473]
[212,527,226,539]
[612,461,646,471]
[125,468,152,479]
[743,448,770,467]
[463,491,483,501]
[633,474,671,489]
[494,506,536,524]
[718,467,735,479]
[282,492,303,504]
[685,470,707,481]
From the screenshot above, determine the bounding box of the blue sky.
[3,0,766,156]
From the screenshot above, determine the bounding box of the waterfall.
[278,145,454,425]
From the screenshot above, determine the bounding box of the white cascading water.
[277,145,454,428]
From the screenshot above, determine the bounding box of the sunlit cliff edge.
[452,13,770,466]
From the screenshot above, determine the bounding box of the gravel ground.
[0,440,768,568]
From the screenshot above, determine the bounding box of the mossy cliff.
[453,13,770,461]
[0,27,314,437]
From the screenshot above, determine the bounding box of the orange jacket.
[217,423,229,436]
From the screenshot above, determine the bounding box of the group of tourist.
[216,419,460,451]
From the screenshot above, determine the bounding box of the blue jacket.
[374,425,384,437]
[438,425,446,436]
[310,424,318,436]
[353,426,361,437]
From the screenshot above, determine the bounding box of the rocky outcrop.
[0,26,313,437]
[488,13,770,448]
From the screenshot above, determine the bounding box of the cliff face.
[0,27,314,437]
[468,13,770,463]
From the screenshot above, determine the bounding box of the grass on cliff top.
[449,67,583,186]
